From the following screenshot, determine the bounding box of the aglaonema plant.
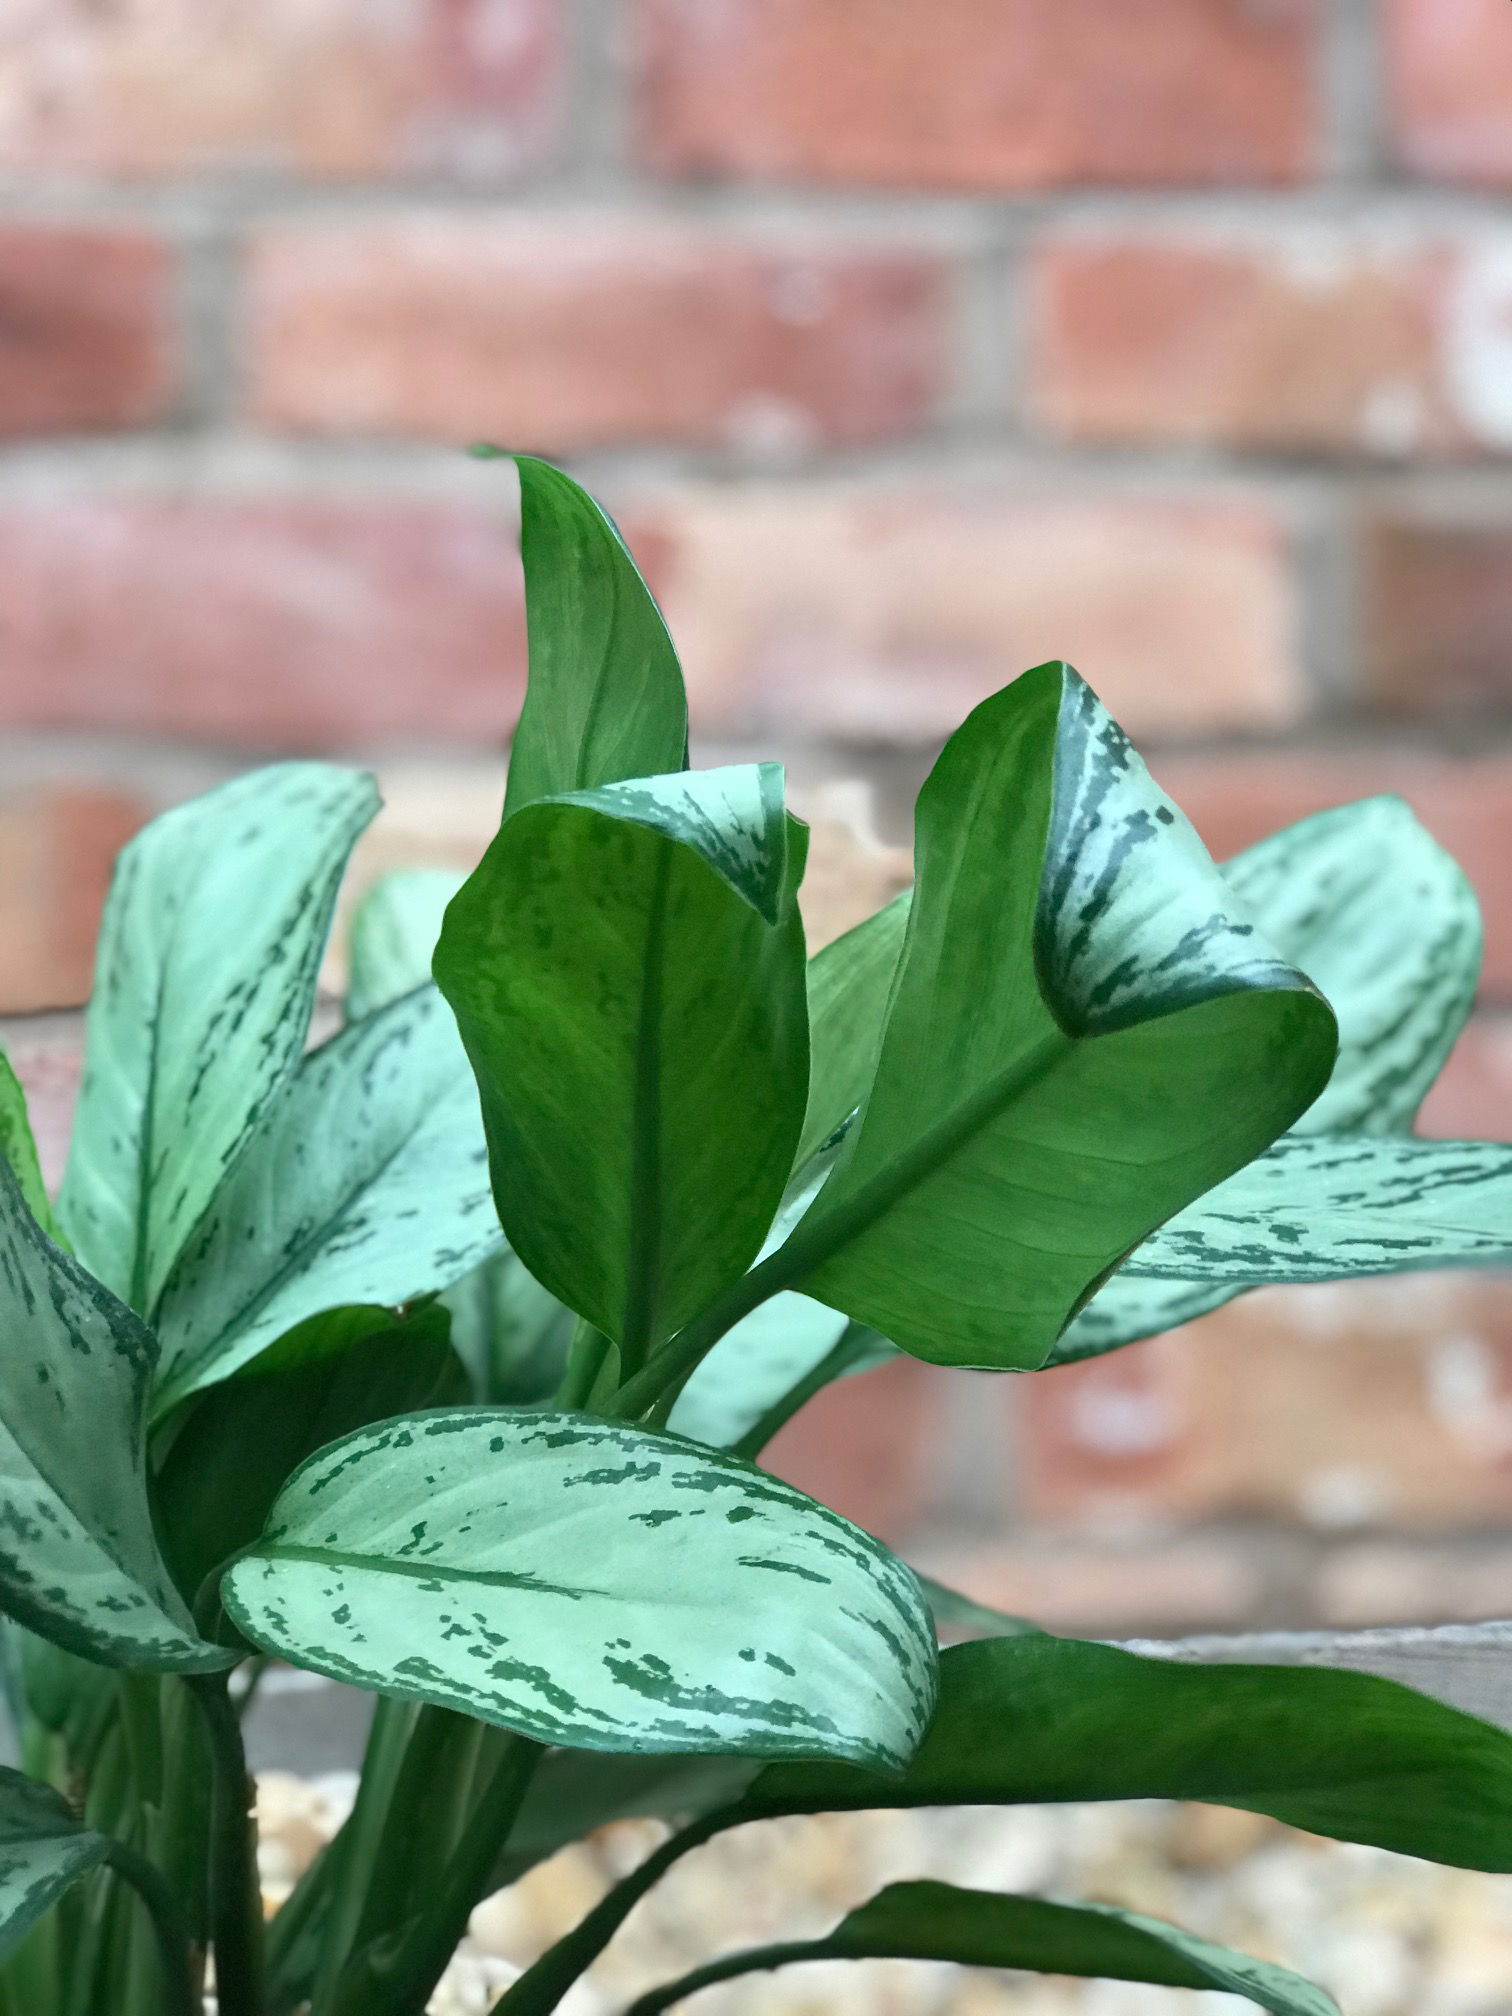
[3,456,1512,2016]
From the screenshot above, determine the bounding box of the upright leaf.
[751,1632,1512,1869]
[435,768,809,1365]
[222,1409,936,1769]
[629,1882,1337,2016]
[760,666,1335,1369]
[0,1056,61,1249]
[446,1251,575,1406]
[502,455,688,818]
[151,985,499,1415]
[346,869,466,1021]
[797,893,910,1170]
[0,1160,227,1672]
[0,1769,112,1963]
[60,764,378,1312]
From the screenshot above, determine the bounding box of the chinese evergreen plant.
[2,455,1512,2016]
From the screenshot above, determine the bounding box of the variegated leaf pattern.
[346,867,466,1021]
[1055,794,1482,1362]
[0,1053,62,1249]
[152,985,499,1417]
[767,666,1335,1370]
[0,1768,111,1964]
[1122,1134,1512,1286]
[222,1409,937,1769]
[0,1158,227,1671]
[60,763,379,1314]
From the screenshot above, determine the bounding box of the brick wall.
[4,0,1512,1636]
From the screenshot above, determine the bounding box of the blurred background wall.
[3,0,1512,1641]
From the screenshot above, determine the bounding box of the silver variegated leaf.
[60,764,378,1313]
[346,868,466,1021]
[0,1768,111,1963]
[669,1292,892,1452]
[152,985,499,1417]
[222,1409,937,1769]
[0,1159,227,1671]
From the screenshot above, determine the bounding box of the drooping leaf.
[628,1882,1337,2016]
[0,1768,112,1964]
[156,1301,464,1604]
[502,455,688,819]
[434,768,809,1367]
[59,764,378,1313]
[750,1632,1512,1869]
[797,893,910,1171]
[0,1056,62,1250]
[0,1158,227,1673]
[668,1296,890,1453]
[445,1251,575,1407]
[1058,794,1483,1361]
[346,869,466,1021]
[1122,1133,1512,1286]
[151,985,499,1416]
[222,1409,936,1769]
[756,666,1335,1370]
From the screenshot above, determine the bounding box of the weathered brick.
[0,0,562,179]
[0,225,177,437]
[0,791,146,1015]
[633,483,1303,744]
[0,496,525,750]
[1021,1277,1512,1530]
[248,217,948,452]
[1151,751,1512,1002]
[1364,511,1512,717]
[1388,0,1512,185]
[637,0,1320,189]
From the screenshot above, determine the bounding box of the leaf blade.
[0,1768,112,1965]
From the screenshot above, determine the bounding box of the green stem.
[492,1805,749,2016]
[329,1734,543,2016]
[553,1319,615,1409]
[624,1940,826,2015]
[307,1697,421,2013]
[103,1839,202,2016]
[190,1672,265,2016]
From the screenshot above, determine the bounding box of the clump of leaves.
[0,456,1510,2016]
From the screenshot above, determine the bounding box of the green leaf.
[445,1251,575,1406]
[0,1054,62,1250]
[222,1409,936,1769]
[496,1750,760,1889]
[0,1768,112,1965]
[764,666,1335,1370]
[156,1301,465,1604]
[798,893,910,1171]
[434,768,809,1365]
[750,1632,1512,1869]
[630,1882,1337,2016]
[151,984,500,1416]
[502,455,688,819]
[1123,1133,1512,1286]
[346,869,466,1021]
[668,1295,891,1452]
[59,764,378,1313]
[0,1158,227,1673]
[917,1577,1036,1641]
[1057,794,1483,1361]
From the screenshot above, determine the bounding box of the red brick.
[0,0,562,180]
[0,225,176,437]
[1420,1016,1512,1140]
[1388,0,1512,185]
[633,483,1303,744]
[1365,513,1512,716]
[248,217,948,453]
[1021,1277,1512,1530]
[0,496,525,751]
[1030,233,1458,456]
[0,791,146,1014]
[1150,750,1512,1003]
[637,0,1320,190]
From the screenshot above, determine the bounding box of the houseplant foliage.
[1,460,1512,2016]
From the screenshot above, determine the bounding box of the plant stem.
[491,1805,749,2016]
[329,1733,543,2016]
[103,1838,203,2016]
[553,1319,614,1409]
[625,1940,828,2016]
[190,1672,265,2016]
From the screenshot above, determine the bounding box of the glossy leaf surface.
[435,768,809,1362]
[798,893,910,1170]
[223,1409,936,1767]
[0,1159,226,1672]
[752,1632,1512,1867]
[60,764,377,1312]
[776,667,1335,1368]
[0,1768,111,1964]
[152,984,498,1415]
[502,455,687,818]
